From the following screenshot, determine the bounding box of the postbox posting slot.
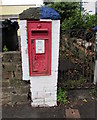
[31,29,48,36]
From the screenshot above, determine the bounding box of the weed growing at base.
[57,87,67,105]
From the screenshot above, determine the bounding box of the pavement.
[1,89,97,119]
[2,104,65,119]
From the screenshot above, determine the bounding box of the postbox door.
[31,39,48,73]
[27,21,51,76]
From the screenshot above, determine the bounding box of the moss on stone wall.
[19,7,40,20]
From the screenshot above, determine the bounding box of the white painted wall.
[0,0,2,5]
[19,20,30,81]
[20,19,60,107]
[2,0,43,6]
[82,0,96,15]
[94,32,97,85]
[94,61,97,84]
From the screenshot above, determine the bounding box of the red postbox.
[27,21,52,76]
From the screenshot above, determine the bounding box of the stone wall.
[2,51,30,106]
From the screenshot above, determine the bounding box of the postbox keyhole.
[31,40,34,44]
[35,55,37,60]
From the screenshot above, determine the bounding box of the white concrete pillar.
[19,19,60,107]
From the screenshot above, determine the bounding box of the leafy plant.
[57,87,67,105]
[44,2,97,32]
[3,45,8,52]
[62,10,97,32]
[44,2,79,23]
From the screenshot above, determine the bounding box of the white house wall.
[94,60,97,84]
[82,1,96,15]
[2,0,43,6]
